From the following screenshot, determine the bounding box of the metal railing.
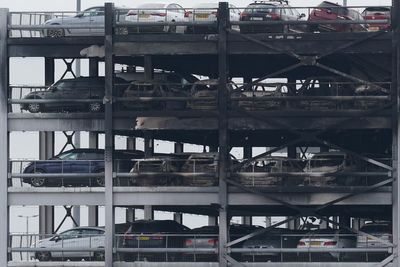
[6,5,392,38]
[9,232,392,262]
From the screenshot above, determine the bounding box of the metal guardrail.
[6,5,392,37]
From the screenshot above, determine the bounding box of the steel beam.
[217,3,229,266]
[88,132,99,226]
[104,3,115,266]
[0,8,8,265]
[391,0,400,264]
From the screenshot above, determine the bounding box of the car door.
[51,229,81,258]
[88,7,105,35]
[58,80,79,110]
[71,7,104,36]
[67,8,94,36]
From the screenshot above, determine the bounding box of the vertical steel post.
[127,137,136,150]
[126,208,135,222]
[144,56,154,81]
[217,3,229,266]
[89,58,99,77]
[144,205,154,220]
[173,213,183,224]
[0,8,8,266]
[104,3,115,266]
[88,132,99,227]
[392,0,400,264]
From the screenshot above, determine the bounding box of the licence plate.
[139,14,150,18]
[310,241,322,246]
[137,236,150,241]
[369,26,379,31]
[251,17,263,21]
[196,14,209,19]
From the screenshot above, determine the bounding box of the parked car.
[240,1,306,33]
[297,229,357,260]
[21,77,129,113]
[122,80,167,111]
[125,3,187,33]
[129,155,189,186]
[303,152,358,186]
[180,153,219,186]
[42,6,128,37]
[237,156,305,186]
[22,148,144,187]
[187,79,218,110]
[122,220,190,261]
[242,228,304,262]
[185,3,241,33]
[31,227,105,261]
[308,1,367,32]
[231,83,290,111]
[354,84,390,110]
[183,224,263,261]
[362,7,391,31]
[357,222,392,248]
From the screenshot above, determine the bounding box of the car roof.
[363,7,391,12]
[58,148,104,154]
[61,226,105,233]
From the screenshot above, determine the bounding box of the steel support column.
[217,3,229,266]
[173,213,183,224]
[392,1,400,265]
[89,58,99,77]
[104,3,115,266]
[126,208,135,222]
[144,205,154,220]
[88,132,99,227]
[44,58,54,86]
[0,8,8,265]
[127,137,136,150]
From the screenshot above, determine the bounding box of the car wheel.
[27,103,42,113]
[31,170,46,187]
[36,251,51,261]
[47,28,65,38]
[88,102,103,113]
[94,169,105,187]
[94,250,105,261]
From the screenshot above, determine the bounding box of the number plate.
[196,14,209,19]
[139,14,150,18]
[310,241,322,246]
[251,17,263,21]
[137,236,150,241]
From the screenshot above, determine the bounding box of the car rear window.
[318,2,348,16]
[361,224,391,233]
[245,4,277,13]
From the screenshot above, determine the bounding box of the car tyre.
[94,249,105,261]
[36,251,51,261]
[94,169,105,187]
[88,102,103,113]
[27,102,42,113]
[47,28,65,38]
[30,170,46,187]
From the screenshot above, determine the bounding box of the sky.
[1,0,392,256]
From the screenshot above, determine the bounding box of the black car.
[21,76,129,113]
[240,1,306,33]
[183,224,264,261]
[122,220,190,262]
[22,148,144,187]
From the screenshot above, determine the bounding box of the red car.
[308,1,367,32]
[362,7,391,31]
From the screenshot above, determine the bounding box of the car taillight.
[185,239,193,246]
[298,241,306,246]
[151,13,166,17]
[208,238,218,246]
[240,12,248,19]
[211,11,218,17]
[185,11,192,18]
[267,13,280,20]
[127,10,137,16]
[323,241,337,246]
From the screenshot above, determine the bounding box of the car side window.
[59,229,80,240]
[57,152,78,160]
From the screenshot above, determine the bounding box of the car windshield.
[245,4,276,13]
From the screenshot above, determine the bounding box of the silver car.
[31,227,105,261]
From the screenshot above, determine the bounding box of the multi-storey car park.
[0,1,399,266]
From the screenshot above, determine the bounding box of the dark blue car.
[23,149,144,187]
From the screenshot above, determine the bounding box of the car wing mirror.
[326,8,332,14]
[50,86,57,92]
[76,12,84,18]
[299,13,306,19]
[52,235,61,242]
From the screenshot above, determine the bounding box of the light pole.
[18,215,39,236]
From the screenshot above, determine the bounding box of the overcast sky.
[1,0,392,11]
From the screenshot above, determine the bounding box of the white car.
[31,227,105,261]
[43,6,105,37]
[126,3,187,33]
[186,3,241,33]
[357,222,392,248]
[297,229,356,260]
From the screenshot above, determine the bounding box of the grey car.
[31,227,105,261]
[21,77,128,113]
